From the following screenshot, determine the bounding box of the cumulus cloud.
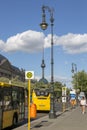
[0,30,87,54]
[3,30,45,53]
[0,40,5,50]
[55,33,87,54]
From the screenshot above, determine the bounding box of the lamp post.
[40,5,56,118]
[71,63,78,104]
[71,63,78,89]
[71,63,77,85]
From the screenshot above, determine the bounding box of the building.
[0,54,25,81]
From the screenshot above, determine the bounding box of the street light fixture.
[71,63,77,74]
[40,5,56,118]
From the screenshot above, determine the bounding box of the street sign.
[62,97,66,103]
[25,71,34,79]
[62,87,66,96]
[70,94,76,99]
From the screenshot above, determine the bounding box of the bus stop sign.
[25,71,34,79]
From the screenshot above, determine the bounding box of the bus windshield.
[34,89,49,96]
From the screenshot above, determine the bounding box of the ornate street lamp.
[71,63,77,74]
[40,5,56,118]
[71,63,78,104]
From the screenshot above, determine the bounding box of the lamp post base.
[49,111,56,119]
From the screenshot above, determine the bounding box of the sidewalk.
[14,106,87,130]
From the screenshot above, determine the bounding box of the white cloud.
[0,40,5,50]
[3,30,45,53]
[0,30,87,54]
[53,33,87,54]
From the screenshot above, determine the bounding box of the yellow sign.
[62,87,67,96]
[25,71,34,79]
[62,87,66,91]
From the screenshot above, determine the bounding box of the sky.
[0,0,87,88]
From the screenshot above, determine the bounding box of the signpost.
[25,71,34,130]
[62,87,66,96]
[62,87,67,112]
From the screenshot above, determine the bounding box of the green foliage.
[0,77,26,88]
[54,81,63,97]
[30,81,64,97]
[72,70,87,93]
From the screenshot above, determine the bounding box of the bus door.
[3,88,13,129]
[0,88,3,130]
[18,88,25,120]
[0,108,2,130]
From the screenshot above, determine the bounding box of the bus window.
[3,88,12,110]
[44,92,49,96]
[18,88,25,119]
[18,88,25,102]
[36,91,40,96]
[40,91,45,96]
[12,90,19,109]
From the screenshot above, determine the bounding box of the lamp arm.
[42,5,54,24]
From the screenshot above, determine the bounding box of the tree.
[72,70,87,93]
[54,81,63,97]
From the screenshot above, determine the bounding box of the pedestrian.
[80,96,86,114]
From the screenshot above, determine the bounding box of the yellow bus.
[0,82,25,130]
[32,88,50,111]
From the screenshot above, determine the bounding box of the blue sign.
[70,94,76,99]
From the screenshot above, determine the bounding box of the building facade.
[0,54,25,81]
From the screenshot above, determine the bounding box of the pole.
[49,13,56,118]
[40,5,56,118]
[62,102,66,112]
[28,79,30,130]
[71,63,78,106]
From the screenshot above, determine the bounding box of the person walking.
[80,96,86,114]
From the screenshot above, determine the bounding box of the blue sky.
[0,0,87,88]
